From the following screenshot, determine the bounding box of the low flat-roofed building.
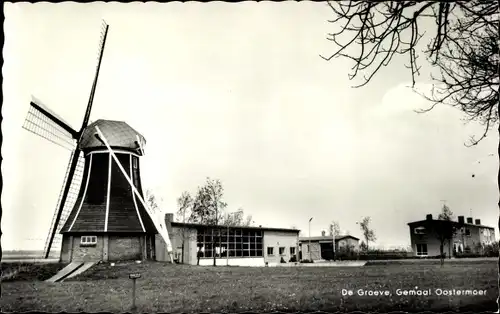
[299,231,360,261]
[158,214,300,266]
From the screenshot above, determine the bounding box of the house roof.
[170,222,300,234]
[407,219,495,230]
[79,120,146,154]
[298,235,360,242]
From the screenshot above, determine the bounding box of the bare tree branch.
[322,0,499,145]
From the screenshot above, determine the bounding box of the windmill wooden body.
[22,22,173,262]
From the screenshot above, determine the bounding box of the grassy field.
[1,262,67,282]
[0,259,497,312]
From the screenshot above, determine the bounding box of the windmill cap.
[79,119,146,154]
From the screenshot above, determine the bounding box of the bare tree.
[322,0,498,291]
[243,215,254,227]
[145,189,162,220]
[438,204,454,259]
[433,204,463,266]
[220,207,253,227]
[189,178,228,266]
[321,1,498,146]
[359,241,368,252]
[176,191,193,264]
[205,178,226,267]
[328,221,341,237]
[358,216,376,252]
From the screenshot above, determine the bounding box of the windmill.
[22,21,173,262]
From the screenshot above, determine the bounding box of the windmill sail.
[80,21,109,132]
[43,150,85,258]
[24,21,110,259]
[23,97,78,150]
[94,126,174,261]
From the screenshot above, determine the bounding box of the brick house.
[408,214,496,257]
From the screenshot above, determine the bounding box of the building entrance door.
[320,243,334,260]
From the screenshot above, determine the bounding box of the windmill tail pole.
[94,126,174,263]
[45,149,81,258]
[497,122,500,311]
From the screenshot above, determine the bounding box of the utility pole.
[226,212,235,266]
[213,208,218,267]
[181,206,186,264]
[332,230,336,261]
[308,217,313,260]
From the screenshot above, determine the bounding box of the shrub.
[334,252,450,261]
[483,243,499,257]
[289,255,297,263]
[280,257,286,263]
[300,259,314,263]
[454,253,483,258]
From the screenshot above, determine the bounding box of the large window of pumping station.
[196,227,263,258]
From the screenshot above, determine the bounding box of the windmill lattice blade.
[96,20,108,67]
[43,150,85,258]
[80,20,109,131]
[23,104,76,151]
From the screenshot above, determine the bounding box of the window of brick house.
[267,247,274,255]
[279,247,285,255]
[416,243,427,256]
[414,227,426,234]
[80,235,97,246]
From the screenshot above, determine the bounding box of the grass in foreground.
[0,260,497,312]
[1,262,66,282]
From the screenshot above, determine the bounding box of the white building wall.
[198,257,265,267]
[300,242,321,260]
[338,237,359,251]
[263,230,299,265]
[170,226,197,264]
[163,221,300,266]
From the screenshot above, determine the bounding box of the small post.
[132,278,136,309]
[308,217,313,260]
[226,223,230,266]
[332,232,336,262]
[129,273,141,310]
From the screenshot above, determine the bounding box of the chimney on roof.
[165,213,174,224]
[466,217,473,224]
[475,219,481,225]
[321,230,326,236]
[458,216,465,224]
[426,214,432,221]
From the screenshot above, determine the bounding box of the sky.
[3,2,498,251]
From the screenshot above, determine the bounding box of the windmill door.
[145,235,155,260]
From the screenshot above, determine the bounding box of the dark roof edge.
[61,231,154,234]
[170,222,300,233]
[407,220,495,229]
[299,235,360,241]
